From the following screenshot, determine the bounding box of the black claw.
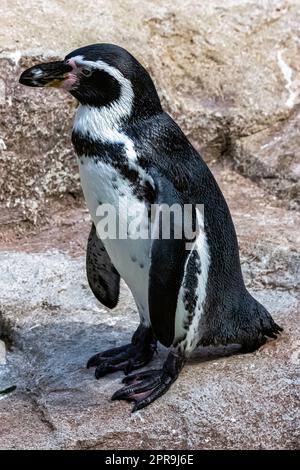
[131,397,153,413]
[112,386,139,401]
[130,381,173,412]
[111,386,139,401]
[111,389,124,401]
[112,375,161,402]
[87,354,102,369]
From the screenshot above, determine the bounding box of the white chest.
[78,157,152,323]
[73,99,154,324]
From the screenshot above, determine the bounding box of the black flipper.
[86,224,120,309]
[148,171,191,347]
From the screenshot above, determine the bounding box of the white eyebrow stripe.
[71,55,136,161]
[74,56,129,86]
[70,55,134,116]
[71,54,134,123]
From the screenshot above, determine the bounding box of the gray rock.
[0,341,6,365]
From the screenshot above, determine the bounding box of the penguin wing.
[86,224,120,309]
[148,170,190,347]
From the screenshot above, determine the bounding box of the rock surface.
[232,107,300,210]
[0,0,299,451]
[0,341,6,365]
[1,0,300,225]
[0,165,299,450]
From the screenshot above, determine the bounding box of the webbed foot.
[111,350,185,412]
[87,324,156,378]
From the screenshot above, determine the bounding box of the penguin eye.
[81,67,93,77]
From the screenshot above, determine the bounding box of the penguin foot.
[87,343,154,378]
[111,350,185,412]
[87,324,156,378]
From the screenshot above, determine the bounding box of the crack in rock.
[277,50,298,109]
[26,392,56,432]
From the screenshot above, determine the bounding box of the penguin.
[19,44,282,412]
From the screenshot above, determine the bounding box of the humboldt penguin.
[19,44,282,412]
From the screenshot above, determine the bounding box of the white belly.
[78,157,210,350]
[78,157,151,325]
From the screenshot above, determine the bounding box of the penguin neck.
[72,61,135,141]
[72,103,138,163]
[72,75,163,146]
[73,103,128,141]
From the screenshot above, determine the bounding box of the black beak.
[19,60,73,87]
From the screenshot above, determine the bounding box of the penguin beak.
[19,61,73,88]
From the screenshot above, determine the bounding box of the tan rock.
[0,56,79,226]
[232,107,300,209]
[1,0,300,224]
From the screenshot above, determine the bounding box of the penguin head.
[19,43,162,120]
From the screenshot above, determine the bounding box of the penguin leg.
[111,348,185,412]
[87,324,157,378]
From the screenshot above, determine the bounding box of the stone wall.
[1,0,299,225]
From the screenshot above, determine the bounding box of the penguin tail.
[238,293,283,353]
[199,291,283,351]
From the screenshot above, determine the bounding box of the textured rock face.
[1,0,300,226]
[0,341,6,365]
[0,56,78,225]
[232,107,300,209]
[0,0,299,451]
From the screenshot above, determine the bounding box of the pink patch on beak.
[60,58,80,91]
[66,58,79,69]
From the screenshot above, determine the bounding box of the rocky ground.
[0,165,299,450]
[0,0,299,450]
